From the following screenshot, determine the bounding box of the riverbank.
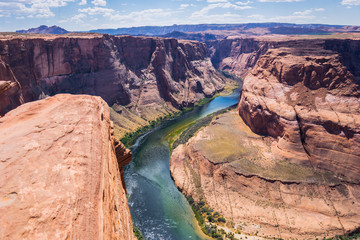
[169,109,360,239]
[124,87,241,240]
[120,80,239,147]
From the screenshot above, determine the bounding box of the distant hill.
[16,25,69,34]
[89,23,359,36]
[160,31,218,41]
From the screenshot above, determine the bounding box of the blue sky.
[0,0,359,32]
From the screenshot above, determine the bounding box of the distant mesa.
[16,25,69,34]
[89,23,360,37]
[13,23,360,37]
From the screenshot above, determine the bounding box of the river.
[124,88,240,240]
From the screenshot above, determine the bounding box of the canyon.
[170,37,360,239]
[0,30,360,239]
[0,33,227,138]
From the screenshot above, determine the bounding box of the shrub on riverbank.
[185,194,238,240]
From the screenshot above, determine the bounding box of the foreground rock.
[0,94,135,240]
[0,33,227,137]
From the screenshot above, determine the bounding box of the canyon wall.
[207,38,272,78]
[0,94,135,240]
[0,34,226,135]
[238,39,360,183]
[171,38,360,239]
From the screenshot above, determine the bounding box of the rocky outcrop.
[171,38,360,239]
[0,60,24,115]
[171,110,360,239]
[0,34,226,134]
[16,25,69,34]
[0,94,135,240]
[207,38,272,78]
[238,39,360,183]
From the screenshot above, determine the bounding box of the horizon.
[0,0,360,32]
[14,21,360,33]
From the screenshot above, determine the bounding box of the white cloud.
[109,9,172,22]
[258,0,303,2]
[179,3,195,9]
[192,2,251,18]
[294,8,324,16]
[236,1,252,5]
[78,6,174,27]
[179,4,190,9]
[341,0,360,5]
[91,0,106,6]
[79,0,86,5]
[265,8,324,22]
[93,8,180,28]
[79,6,114,16]
[207,0,228,2]
[0,0,76,18]
[59,13,86,23]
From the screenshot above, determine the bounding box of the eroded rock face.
[170,110,360,239]
[238,39,360,183]
[0,94,135,240]
[0,34,226,122]
[171,38,360,239]
[0,60,24,115]
[207,38,271,78]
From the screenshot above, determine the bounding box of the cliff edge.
[0,94,135,240]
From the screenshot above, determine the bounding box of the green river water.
[124,89,240,240]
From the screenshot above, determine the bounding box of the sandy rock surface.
[0,94,135,240]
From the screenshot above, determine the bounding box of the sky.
[0,0,359,32]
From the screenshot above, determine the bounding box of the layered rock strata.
[0,33,226,135]
[207,38,272,78]
[171,110,360,239]
[0,94,135,240]
[238,39,360,183]
[171,39,360,239]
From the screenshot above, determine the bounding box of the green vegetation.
[120,111,183,147]
[323,233,360,240]
[220,71,243,83]
[185,195,238,240]
[133,226,145,240]
[121,89,238,148]
[171,105,237,150]
[120,78,239,148]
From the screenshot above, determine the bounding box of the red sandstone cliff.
[170,38,360,239]
[0,34,226,119]
[238,39,360,183]
[207,38,271,78]
[0,94,135,239]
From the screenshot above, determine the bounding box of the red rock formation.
[171,38,360,239]
[0,60,23,115]
[238,39,360,183]
[207,38,271,78]
[171,110,360,239]
[0,34,226,117]
[0,94,135,240]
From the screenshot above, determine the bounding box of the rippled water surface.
[125,89,240,240]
